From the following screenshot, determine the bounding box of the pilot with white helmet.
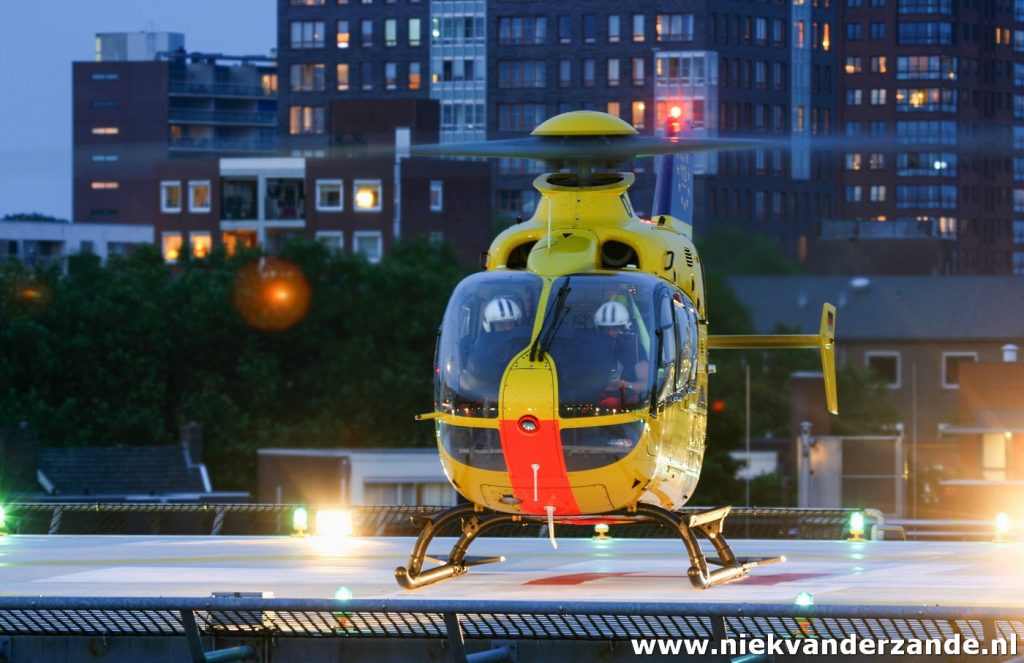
[594,300,649,400]
[482,296,522,333]
[463,296,527,400]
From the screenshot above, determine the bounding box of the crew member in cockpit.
[462,297,527,400]
[594,301,649,403]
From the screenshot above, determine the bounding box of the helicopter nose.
[499,356,581,516]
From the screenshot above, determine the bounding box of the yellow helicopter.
[396,110,837,590]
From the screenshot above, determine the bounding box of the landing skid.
[393,502,782,590]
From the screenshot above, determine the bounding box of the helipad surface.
[1,535,1021,607]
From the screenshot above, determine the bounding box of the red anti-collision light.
[519,415,540,433]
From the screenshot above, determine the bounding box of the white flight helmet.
[483,297,522,332]
[594,301,632,329]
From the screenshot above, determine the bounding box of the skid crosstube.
[394,502,781,590]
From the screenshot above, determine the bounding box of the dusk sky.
[0,1,275,220]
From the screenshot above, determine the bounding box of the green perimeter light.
[0,504,6,532]
[795,591,815,607]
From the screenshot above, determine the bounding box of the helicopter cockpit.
[435,271,699,421]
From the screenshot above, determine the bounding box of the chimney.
[1003,344,1019,363]
[180,421,203,468]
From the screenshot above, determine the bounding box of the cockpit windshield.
[542,274,659,417]
[435,271,543,417]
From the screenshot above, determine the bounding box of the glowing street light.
[316,509,354,539]
[848,511,865,542]
[292,507,309,537]
[995,512,1012,543]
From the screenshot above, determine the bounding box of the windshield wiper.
[530,278,572,362]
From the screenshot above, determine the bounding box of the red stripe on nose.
[500,418,581,515]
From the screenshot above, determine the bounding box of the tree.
[2,213,69,223]
[0,238,472,492]
[690,229,806,506]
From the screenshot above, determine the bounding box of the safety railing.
[0,597,1021,663]
[0,503,872,539]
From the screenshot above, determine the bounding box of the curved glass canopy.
[435,271,698,420]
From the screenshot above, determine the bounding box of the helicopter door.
[653,290,679,407]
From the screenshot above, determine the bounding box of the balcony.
[168,109,277,126]
[169,137,276,153]
[820,218,957,240]
[169,79,275,98]
[222,196,258,221]
[265,197,305,221]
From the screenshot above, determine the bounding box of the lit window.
[190,232,212,259]
[353,179,382,212]
[337,64,350,91]
[866,352,900,389]
[91,154,119,162]
[189,180,211,213]
[408,62,421,90]
[290,63,325,91]
[316,179,344,211]
[315,231,344,253]
[942,352,977,389]
[430,180,443,212]
[385,18,397,46]
[869,184,886,202]
[632,100,646,129]
[161,181,182,213]
[354,231,383,263]
[607,101,621,117]
[162,232,183,263]
[90,181,119,190]
[91,127,119,135]
[337,20,350,48]
[289,105,325,134]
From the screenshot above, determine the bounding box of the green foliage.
[691,229,807,506]
[831,364,901,436]
[2,212,69,222]
[0,238,470,491]
[696,228,802,277]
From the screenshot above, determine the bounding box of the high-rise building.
[837,0,1024,275]
[74,33,277,223]
[277,2,838,261]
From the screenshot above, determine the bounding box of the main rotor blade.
[410,135,765,164]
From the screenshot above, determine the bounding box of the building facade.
[731,275,1024,516]
[837,0,1024,275]
[152,98,489,264]
[74,33,277,224]
[275,1,839,262]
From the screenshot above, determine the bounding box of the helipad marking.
[525,571,833,586]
